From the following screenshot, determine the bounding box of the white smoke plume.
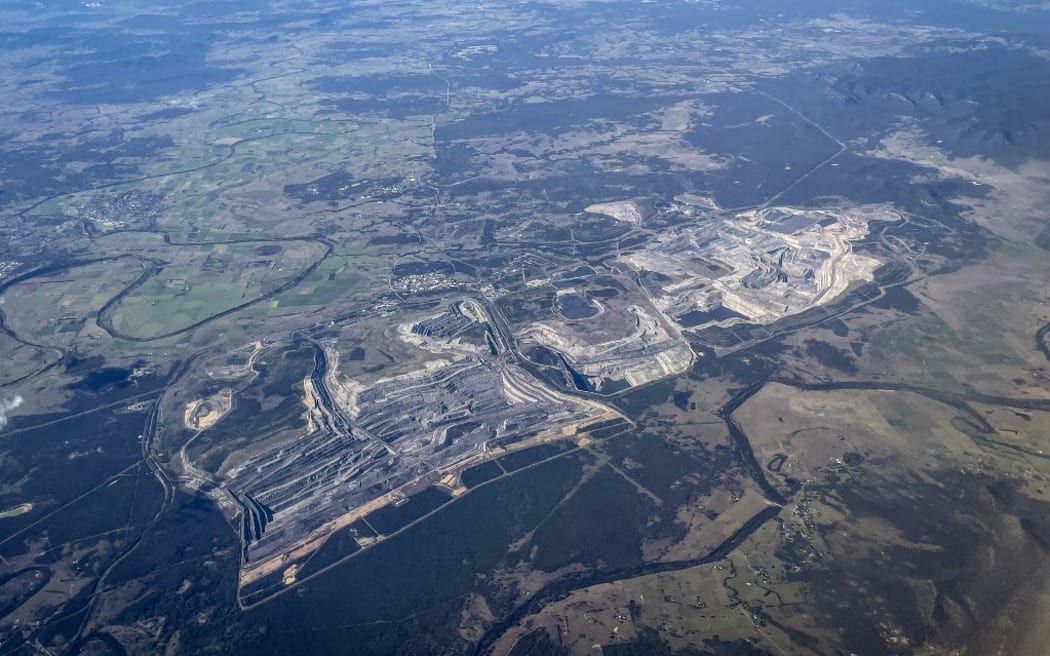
[0,395,24,430]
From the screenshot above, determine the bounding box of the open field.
[2,258,149,346]
[736,383,977,493]
[0,333,53,386]
[103,240,328,340]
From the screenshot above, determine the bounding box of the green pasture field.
[1,258,147,346]
[105,240,328,340]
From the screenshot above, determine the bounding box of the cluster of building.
[73,190,163,232]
